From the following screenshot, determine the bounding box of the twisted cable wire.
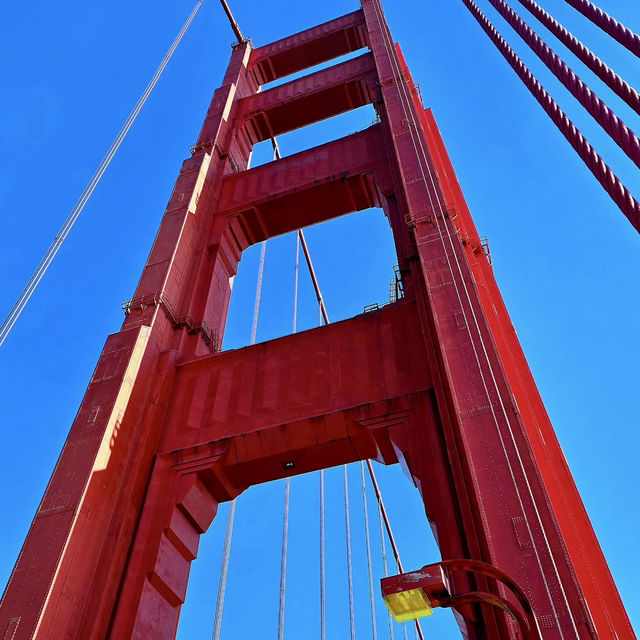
[0,0,203,348]
[515,0,640,115]
[563,0,640,58]
[320,469,327,640]
[487,0,640,169]
[360,462,378,640]
[344,465,356,640]
[459,0,640,233]
[212,499,236,640]
[277,478,291,640]
[250,241,267,344]
[376,500,395,640]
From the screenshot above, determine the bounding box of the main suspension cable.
[458,0,640,233]
[0,0,203,349]
[563,0,640,58]
[486,0,640,169]
[515,0,640,115]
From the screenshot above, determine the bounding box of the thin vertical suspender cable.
[366,460,425,640]
[212,499,236,640]
[377,501,395,640]
[344,465,356,640]
[293,234,300,334]
[319,469,327,640]
[213,143,267,640]
[277,478,291,640]
[250,242,267,345]
[360,462,378,640]
[299,230,330,325]
[0,0,203,348]
[295,231,424,640]
[277,229,299,640]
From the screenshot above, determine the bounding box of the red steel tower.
[0,2,634,639]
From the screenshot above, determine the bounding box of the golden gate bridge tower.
[0,0,637,639]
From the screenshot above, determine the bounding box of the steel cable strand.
[344,465,356,640]
[320,469,327,640]
[212,500,236,640]
[293,204,424,639]
[277,478,291,640]
[376,500,395,640]
[515,0,640,116]
[360,462,378,640]
[459,0,640,233]
[0,0,203,348]
[212,188,267,639]
[365,461,425,640]
[487,0,640,170]
[563,0,640,58]
[372,0,580,634]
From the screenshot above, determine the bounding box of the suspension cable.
[377,500,395,640]
[293,234,300,334]
[277,478,291,640]
[367,461,424,640]
[292,209,424,639]
[251,241,267,344]
[344,465,356,640]
[212,499,236,640]
[365,461,404,573]
[299,230,330,325]
[276,230,301,640]
[320,469,327,640]
[486,0,640,169]
[360,462,378,640]
[563,0,640,58]
[0,0,203,349]
[458,0,640,234]
[218,0,245,43]
[269,135,329,328]
[213,148,266,638]
[515,0,640,116]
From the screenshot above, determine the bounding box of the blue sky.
[0,0,638,637]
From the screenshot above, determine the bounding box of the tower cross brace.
[0,2,633,639]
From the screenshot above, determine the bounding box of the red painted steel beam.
[421,104,636,640]
[249,10,368,85]
[160,302,430,478]
[215,125,387,244]
[363,0,635,636]
[0,40,259,640]
[236,52,378,143]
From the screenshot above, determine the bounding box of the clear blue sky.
[0,0,638,637]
